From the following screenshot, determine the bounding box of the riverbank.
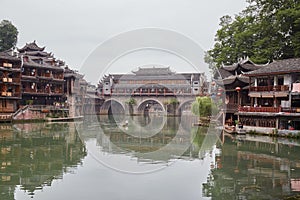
[240,125,300,138]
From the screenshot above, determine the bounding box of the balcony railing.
[239,106,281,113]
[23,88,63,95]
[250,85,289,92]
[0,92,21,98]
[226,103,238,112]
[108,91,197,96]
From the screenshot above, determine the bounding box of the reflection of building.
[18,41,65,105]
[203,136,300,199]
[98,66,208,96]
[0,50,22,114]
[0,123,86,199]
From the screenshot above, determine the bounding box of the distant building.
[0,50,22,114]
[63,66,85,117]
[18,41,65,105]
[98,66,208,97]
[84,84,103,115]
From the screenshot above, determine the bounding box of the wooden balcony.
[0,92,21,98]
[226,103,238,113]
[250,85,289,92]
[239,106,281,113]
[23,88,63,95]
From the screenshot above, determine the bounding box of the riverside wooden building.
[242,58,300,131]
[216,57,300,132]
[18,41,64,105]
[214,58,264,124]
[0,41,100,119]
[0,50,22,113]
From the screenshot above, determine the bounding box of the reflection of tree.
[203,136,300,199]
[0,123,87,199]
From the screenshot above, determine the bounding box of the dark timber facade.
[0,50,22,113]
[18,41,65,106]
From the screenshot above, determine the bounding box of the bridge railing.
[106,92,199,96]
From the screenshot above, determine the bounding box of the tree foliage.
[191,96,217,117]
[207,0,300,67]
[0,20,18,52]
[125,97,136,105]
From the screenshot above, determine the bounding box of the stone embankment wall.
[13,108,46,121]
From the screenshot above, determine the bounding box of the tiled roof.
[24,51,50,57]
[245,58,300,76]
[215,75,250,86]
[215,68,234,79]
[18,41,45,52]
[23,57,63,71]
[132,66,174,75]
[115,74,190,81]
[0,50,21,62]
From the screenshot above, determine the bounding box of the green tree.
[125,97,136,115]
[191,96,217,118]
[165,98,179,115]
[208,0,300,67]
[0,20,18,52]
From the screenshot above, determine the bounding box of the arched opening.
[100,99,125,115]
[137,99,165,115]
[178,100,194,115]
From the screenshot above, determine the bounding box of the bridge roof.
[132,66,174,75]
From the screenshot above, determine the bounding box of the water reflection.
[0,123,86,200]
[77,114,221,173]
[203,134,300,199]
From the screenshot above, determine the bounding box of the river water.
[1,115,300,200]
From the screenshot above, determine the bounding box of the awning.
[261,93,274,98]
[275,92,288,97]
[249,93,261,97]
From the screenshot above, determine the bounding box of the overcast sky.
[0,0,247,83]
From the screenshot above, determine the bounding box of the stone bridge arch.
[178,99,194,115]
[137,98,165,115]
[100,98,125,115]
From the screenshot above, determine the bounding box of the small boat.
[224,125,246,135]
[224,125,237,134]
[236,128,246,135]
[121,120,128,127]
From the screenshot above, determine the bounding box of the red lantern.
[235,86,241,92]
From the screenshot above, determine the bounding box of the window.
[2,100,6,108]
